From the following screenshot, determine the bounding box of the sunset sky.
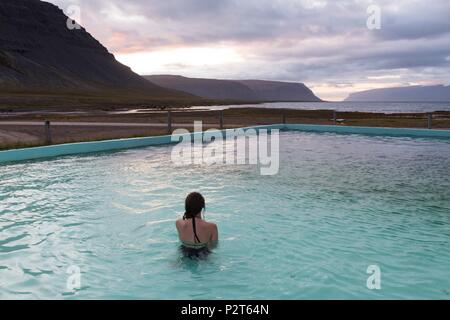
[48,0,450,101]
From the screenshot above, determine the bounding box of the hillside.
[0,0,195,107]
[144,75,256,101]
[345,85,450,102]
[237,80,321,102]
[146,75,322,102]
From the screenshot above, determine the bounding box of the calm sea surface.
[194,101,450,113]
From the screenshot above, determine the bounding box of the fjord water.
[199,101,450,113]
[1,131,450,299]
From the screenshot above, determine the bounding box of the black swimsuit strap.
[192,217,201,243]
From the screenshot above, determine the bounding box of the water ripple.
[1,132,450,299]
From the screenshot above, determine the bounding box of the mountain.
[236,80,320,101]
[146,75,322,102]
[345,85,450,102]
[0,0,195,105]
[144,75,256,101]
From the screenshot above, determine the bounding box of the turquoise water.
[1,131,450,299]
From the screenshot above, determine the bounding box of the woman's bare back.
[176,218,218,245]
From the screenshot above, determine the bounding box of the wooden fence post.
[167,111,172,134]
[44,120,52,144]
[219,110,224,130]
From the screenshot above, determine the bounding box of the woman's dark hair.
[183,192,205,219]
[183,192,205,243]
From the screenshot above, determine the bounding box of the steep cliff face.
[237,80,321,102]
[146,75,322,102]
[0,0,191,99]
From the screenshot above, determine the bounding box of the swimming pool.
[1,130,450,299]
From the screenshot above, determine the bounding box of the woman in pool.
[176,192,218,258]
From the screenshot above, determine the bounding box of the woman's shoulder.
[204,220,218,229]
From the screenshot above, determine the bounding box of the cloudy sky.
[48,0,450,100]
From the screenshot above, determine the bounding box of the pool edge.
[285,124,450,138]
[0,124,284,164]
[1,123,449,165]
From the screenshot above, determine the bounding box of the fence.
[37,110,442,145]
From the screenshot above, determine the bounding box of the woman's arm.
[211,223,219,241]
[209,223,219,249]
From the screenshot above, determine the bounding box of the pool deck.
[1,124,450,164]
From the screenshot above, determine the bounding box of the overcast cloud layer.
[47,0,450,100]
